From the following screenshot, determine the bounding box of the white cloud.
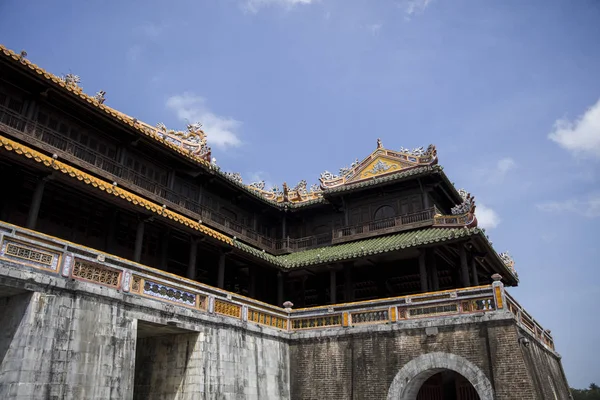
[366,23,383,35]
[403,0,433,18]
[166,93,242,150]
[536,194,600,218]
[475,204,501,229]
[548,98,600,159]
[475,157,517,184]
[496,157,516,175]
[243,0,315,13]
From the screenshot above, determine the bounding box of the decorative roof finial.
[62,73,81,87]
[451,189,476,215]
[93,90,106,104]
[377,138,383,149]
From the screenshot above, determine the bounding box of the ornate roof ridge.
[0,45,451,208]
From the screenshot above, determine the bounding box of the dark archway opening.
[417,371,480,400]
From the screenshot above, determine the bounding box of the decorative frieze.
[351,309,389,325]
[71,260,121,288]
[248,309,287,330]
[291,315,342,330]
[214,300,242,318]
[131,275,142,293]
[143,280,198,307]
[0,239,61,272]
[408,303,459,318]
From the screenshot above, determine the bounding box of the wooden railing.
[0,104,488,254]
[333,208,436,244]
[0,220,556,352]
[0,105,281,252]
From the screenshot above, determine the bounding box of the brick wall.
[290,319,569,400]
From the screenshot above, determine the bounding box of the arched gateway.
[387,353,495,400]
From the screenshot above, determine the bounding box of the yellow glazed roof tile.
[0,134,232,245]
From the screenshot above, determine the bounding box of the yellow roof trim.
[0,45,211,168]
[0,134,232,245]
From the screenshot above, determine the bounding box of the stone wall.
[0,261,290,400]
[134,328,289,400]
[0,289,136,399]
[0,257,569,400]
[289,316,570,400]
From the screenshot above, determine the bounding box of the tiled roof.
[322,165,461,203]
[233,226,518,282]
[276,227,480,269]
[0,134,232,245]
[1,45,457,209]
[234,227,509,274]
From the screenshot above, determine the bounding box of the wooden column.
[133,218,145,263]
[460,245,471,287]
[341,197,349,225]
[428,251,439,291]
[217,252,226,289]
[282,216,287,239]
[471,256,479,286]
[186,238,198,280]
[159,228,170,270]
[249,266,257,298]
[422,189,430,209]
[104,210,119,254]
[329,269,337,304]
[419,251,428,292]
[167,170,176,190]
[344,263,354,302]
[277,272,284,306]
[26,176,48,230]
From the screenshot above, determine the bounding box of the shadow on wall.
[133,322,199,400]
[0,291,33,367]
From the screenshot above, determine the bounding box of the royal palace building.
[0,45,571,400]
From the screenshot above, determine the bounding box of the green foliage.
[571,383,600,400]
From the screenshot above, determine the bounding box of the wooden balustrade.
[332,208,436,244]
[1,105,453,255]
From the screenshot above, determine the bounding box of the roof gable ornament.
[451,189,476,215]
[499,251,517,276]
[154,122,211,162]
[92,90,106,105]
[246,178,322,205]
[61,73,81,88]
[224,172,243,184]
[319,141,438,190]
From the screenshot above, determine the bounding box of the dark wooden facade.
[0,49,517,308]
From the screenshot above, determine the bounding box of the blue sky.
[1,0,599,388]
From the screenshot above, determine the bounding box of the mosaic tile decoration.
[0,239,61,272]
[143,280,197,307]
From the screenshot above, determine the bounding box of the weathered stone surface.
[0,260,570,400]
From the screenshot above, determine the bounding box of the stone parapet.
[0,220,555,353]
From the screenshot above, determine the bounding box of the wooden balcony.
[332,208,436,244]
[0,105,460,256]
[0,104,280,252]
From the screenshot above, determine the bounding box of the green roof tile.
[234,227,481,269]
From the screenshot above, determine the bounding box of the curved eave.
[472,233,520,286]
